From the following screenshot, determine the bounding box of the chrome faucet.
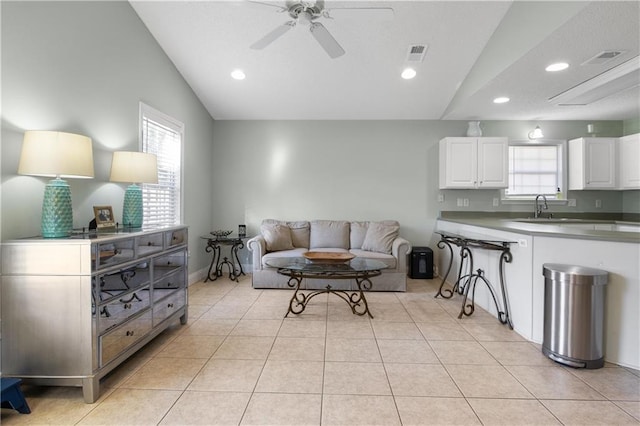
[534,194,551,219]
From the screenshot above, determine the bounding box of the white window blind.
[140,103,183,226]
[504,140,566,200]
[507,145,558,196]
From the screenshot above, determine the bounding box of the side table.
[434,231,514,329]
[201,234,248,282]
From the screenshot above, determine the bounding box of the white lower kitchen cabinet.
[436,220,639,370]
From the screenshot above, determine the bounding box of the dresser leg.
[82,376,99,403]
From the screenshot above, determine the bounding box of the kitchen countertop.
[438,212,640,244]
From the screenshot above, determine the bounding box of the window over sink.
[503,139,567,202]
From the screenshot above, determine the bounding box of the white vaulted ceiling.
[130,1,640,121]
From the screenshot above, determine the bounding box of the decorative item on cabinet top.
[466,121,482,137]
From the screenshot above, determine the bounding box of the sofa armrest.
[247,235,266,271]
[391,237,411,273]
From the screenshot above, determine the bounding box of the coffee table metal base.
[283,272,378,319]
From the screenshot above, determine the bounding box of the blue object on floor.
[1,378,31,414]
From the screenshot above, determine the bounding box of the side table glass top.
[265,257,388,274]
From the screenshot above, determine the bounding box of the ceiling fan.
[249,0,393,59]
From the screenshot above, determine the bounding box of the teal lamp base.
[122,184,143,228]
[41,178,73,238]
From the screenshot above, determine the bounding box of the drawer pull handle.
[126,330,135,336]
[123,303,132,309]
[167,303,174,308]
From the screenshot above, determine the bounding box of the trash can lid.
[543,263,608,285]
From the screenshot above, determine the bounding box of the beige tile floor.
[2,276,639,425]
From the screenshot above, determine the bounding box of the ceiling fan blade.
[309,22,345,59]
[250,21,295,50]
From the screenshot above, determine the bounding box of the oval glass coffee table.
[265,257,388,318]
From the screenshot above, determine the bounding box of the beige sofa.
[247,219,411,291]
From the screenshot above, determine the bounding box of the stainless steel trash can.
[542,264,608,369]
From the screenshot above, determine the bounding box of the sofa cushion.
[350,221,369,249]
[349,249,397,269]
[361,221,399,254]
[309,220,350,249]
[261,223,294,252]
[287,221,310,248]
[262,248,308,266]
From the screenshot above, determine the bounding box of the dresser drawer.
[94,263,150,296]
[94,240,135,271]
[153,268,185,299]
[153,251,186,280]
[153,291,186,327]
[96,286,150,334]
[100,311,152,367]
[136,232,164,257]
[166,228,187,248]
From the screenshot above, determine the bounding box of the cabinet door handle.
[126,330,135,336]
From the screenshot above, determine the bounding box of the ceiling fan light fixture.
[493,96,510,104]
[231,69,246,80]
[401,68,416,80]
[546,62,569,72]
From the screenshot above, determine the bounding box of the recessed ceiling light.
[401,68,416,80]
[493,97,510,104]
[231,69,246,80]
[545,62,569,72]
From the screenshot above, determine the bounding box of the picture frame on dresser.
[93,205,115,228]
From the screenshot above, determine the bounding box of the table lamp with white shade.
[18,131,95,238]
[109,151,158,228]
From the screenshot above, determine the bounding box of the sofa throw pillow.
[350,221,369,249]
[287,221,310,248]
[261,223,294,252]
[361,222,399,254]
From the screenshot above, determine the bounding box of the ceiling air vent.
[582,50,626,66]
[406,44,428,62]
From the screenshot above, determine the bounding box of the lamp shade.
[110,151,158,228]
[18,131,94,238]
[18,131,94,178]
[109,151,158,184]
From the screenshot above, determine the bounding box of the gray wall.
[211,119,631,252]
[1,1,215,276]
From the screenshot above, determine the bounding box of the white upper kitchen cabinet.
[619,133,640,190]
[568,137,617,190]
[439,137,508,189]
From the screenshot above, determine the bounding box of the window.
[503,140,566,201]
[139,103,184,226]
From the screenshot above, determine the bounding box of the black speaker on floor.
[409,247,433,279]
